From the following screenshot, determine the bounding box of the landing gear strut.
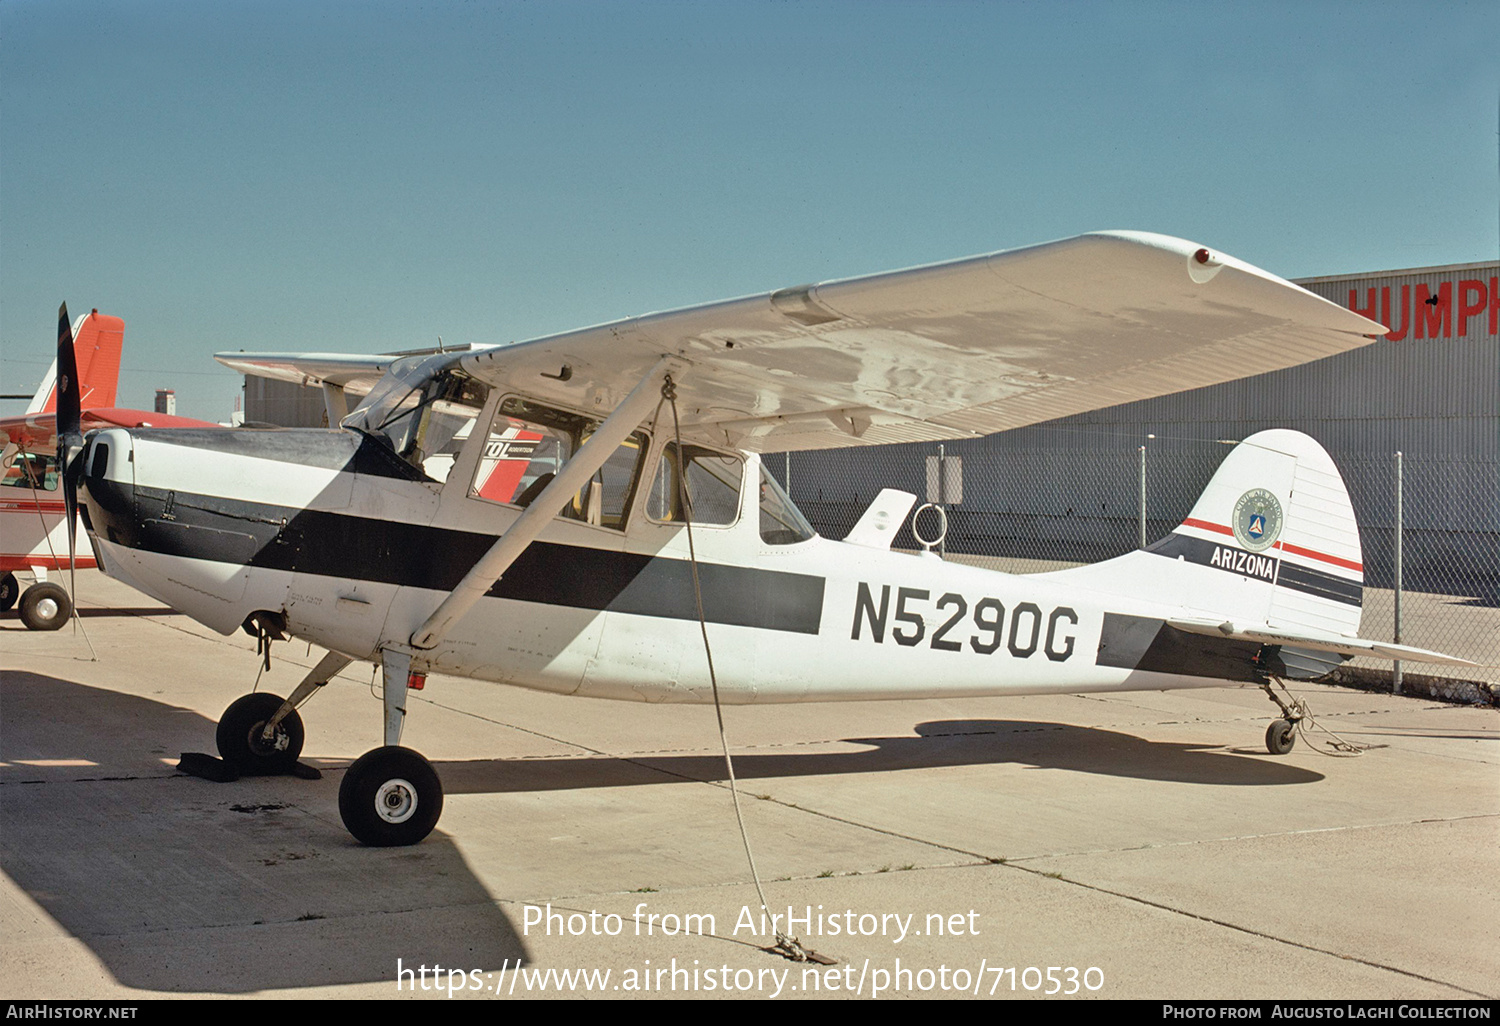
[338,648,444,846]
[1260,679,1307,755]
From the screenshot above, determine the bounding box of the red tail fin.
[36,310,124,413]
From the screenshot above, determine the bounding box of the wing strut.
[408,354,688,650]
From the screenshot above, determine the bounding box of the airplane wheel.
[18,582,71,631]
[216,692,304,775]
[1266,718,1297,755]
[339,746,443,847]
[0,573,18,611]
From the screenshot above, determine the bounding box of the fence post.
[1394,451,1403,696]
[1138,445,1147,549]
[938,443,947,559]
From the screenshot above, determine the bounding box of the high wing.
[211,352,405,399]
[213,349,471,426]
[216,232,1383,452]
[447,231,1383,452]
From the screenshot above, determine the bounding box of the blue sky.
[4,0,1497,420]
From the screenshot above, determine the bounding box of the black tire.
[18,582,71,631]
[0,573,18,612]
[339,746,443,847]
[216,692,304,775]
[1266,718,1297,755]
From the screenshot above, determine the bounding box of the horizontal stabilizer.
[1166,618,1476,666]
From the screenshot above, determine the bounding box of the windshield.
[345,354,488,471]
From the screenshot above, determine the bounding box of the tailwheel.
[339,745,443,847]
[1265,718,1297,755]
[19,581,72,631]
[216,692,304,775]
[1260,678,1306,755]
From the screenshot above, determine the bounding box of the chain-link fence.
[775,430,1499,704]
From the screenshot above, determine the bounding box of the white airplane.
[67,231,1471,847]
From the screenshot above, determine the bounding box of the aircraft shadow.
[439,717,1324,796]
[0,673,527,994]
[0,606,178,626]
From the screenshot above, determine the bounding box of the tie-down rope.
[656,376,832,965]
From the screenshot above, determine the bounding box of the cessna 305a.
[66,231,1470,847]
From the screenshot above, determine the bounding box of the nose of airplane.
[78,428,136,527]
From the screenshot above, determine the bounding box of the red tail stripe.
[1180,518,1364,573]
[1276,540,1364,573]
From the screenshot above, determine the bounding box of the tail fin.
[1039,430,1363,639]
[1166,428,1363,636]
[27,310,125,415]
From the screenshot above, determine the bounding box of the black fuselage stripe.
[83,480,825,634]
[1145,532,1361,607]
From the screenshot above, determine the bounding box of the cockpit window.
[469,395,647,530]
[758,464,816,544]
[345,354,489,475]
[2,452,58,492]
[646,443,742,526]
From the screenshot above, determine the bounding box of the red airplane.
[1,307,211,629]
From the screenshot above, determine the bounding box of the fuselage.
[77,423,1262,704]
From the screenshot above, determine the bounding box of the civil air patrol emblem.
[1232,488,1282,552]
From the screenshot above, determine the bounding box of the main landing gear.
[336,649,443,846]
[2,572,73,631]
[1260,679,1307,755]
[217,692,305,774]
[338,745,443,847]
[215,650,353,774]
[212,646,444,845]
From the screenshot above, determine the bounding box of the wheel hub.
[376,778,418,823]
[35,598,59,620]
[248,721,290,755]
